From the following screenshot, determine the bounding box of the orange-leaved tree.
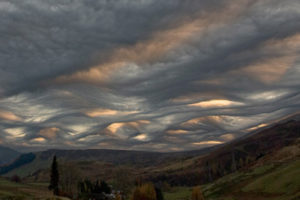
[191,186,205,200]
[131,183,157,200]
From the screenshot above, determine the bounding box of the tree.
[100,180,111,194]
[191,186,204,200]
[48,155,59,195]
[78,179,111,200]
[206,161,213,182]
[131,183,157,200]
[59,162,81,198]
[231,151,237,172]
[113,167,134,198]
[239,158,244,168]
[10,175,21,183]
[115,193,122,200]
[155,187,164,200]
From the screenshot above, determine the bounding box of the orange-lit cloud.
[219,133,235,141]
[133,133,149,141]
[0,110,22,121]
[54,0,253,85]
[240,55,297,84]
[192,140,224,146]
[38,127,59,140]
[31,137,46,143]
[181,116,222,127]
[188,99,243,108]
[166,129,189,135]
[171,92,223,103]
[84,108,137,117]
[263,33,300,53]
[246,123,268,132]
[235,34,300,84]
[106,120,150,134]
[106,122,124,134]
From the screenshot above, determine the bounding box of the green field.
[0,178,69,200]
[163,159,300,200]
[1,159,299,200]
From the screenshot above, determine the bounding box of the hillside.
[0,146,20,165]
[1,115,299,187]
[0,146,214,179]
[165,139,300,200]
[1,141,299,200]
[145,118,300,186]
[0,116,299,199]
[0,178,69,200]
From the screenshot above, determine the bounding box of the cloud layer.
[0,0,299,152]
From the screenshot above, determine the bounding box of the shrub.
[10,175,21,183]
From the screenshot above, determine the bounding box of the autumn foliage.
[131,183,157,200]
[191,186,204,200]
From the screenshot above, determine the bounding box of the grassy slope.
[4,158,50,178]
[164,159,300,200]
[0,178,70,200]
[164,187,192,200]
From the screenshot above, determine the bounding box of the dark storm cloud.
[0,0,299,151]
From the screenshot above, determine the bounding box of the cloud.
[188,99,243,108]
[30,137,46,143]
[84,108,137,117]
[0,110,22,121]
[0,0,299,151]
[38,127,59,140]
[166,129,189,135]
[192,140,224,146]
[133,133,150,142]
[52,0,254,86]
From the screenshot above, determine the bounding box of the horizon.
[0,0,300,152]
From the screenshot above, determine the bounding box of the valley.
[0,116,299,200]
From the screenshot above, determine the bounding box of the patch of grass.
[242,160,300,194]
[0,178,70,200]
[248,164,275,176]
[4,159,50,178]
[201,159,300,200]
[152,157,199,173]
[164,187,192,200]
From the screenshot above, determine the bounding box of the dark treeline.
[48,155,166,200]
[78,179,112,200]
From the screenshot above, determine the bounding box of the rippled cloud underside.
[0,0,299,151]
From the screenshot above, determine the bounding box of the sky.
[0,0,299,152]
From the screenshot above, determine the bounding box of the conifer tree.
[49,155,59,195]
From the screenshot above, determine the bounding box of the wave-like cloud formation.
[0,0,299,151]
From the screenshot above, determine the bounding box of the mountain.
[0,146,20,165]
[146,118,300,185]
[0,115,299,200]
[1,115,299,187]
[0,145,215,178]
[35,146,215,166]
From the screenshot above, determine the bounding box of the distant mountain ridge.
[0,145,214,176]
[36,146,216,165]
[0,146,20,165]
[1,114,299,185]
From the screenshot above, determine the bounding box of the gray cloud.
[0,0,299,152]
